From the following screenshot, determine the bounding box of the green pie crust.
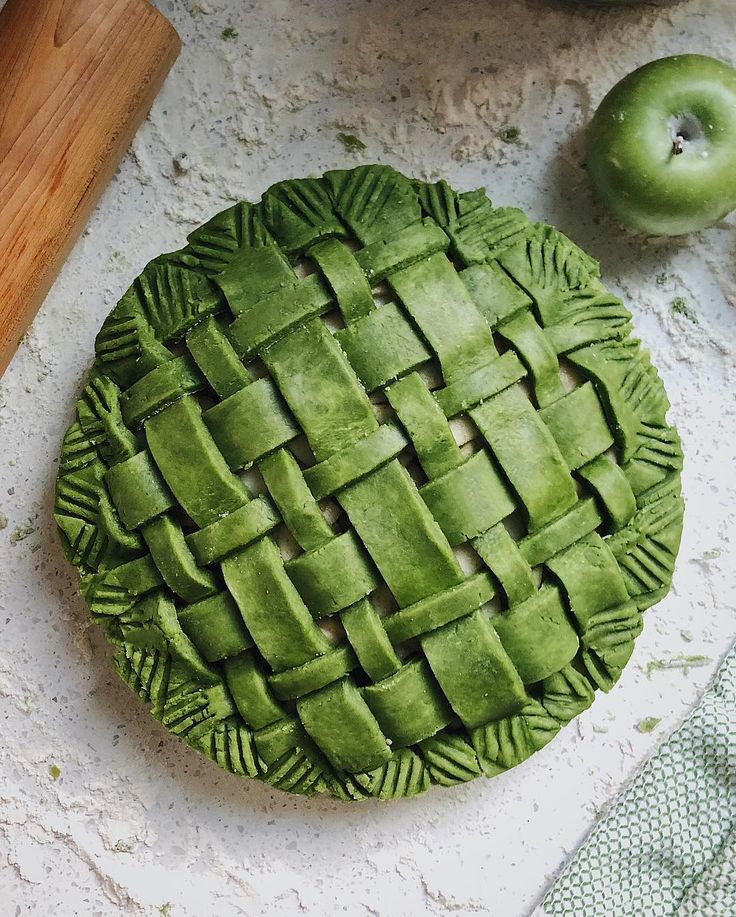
[56,166,684,800]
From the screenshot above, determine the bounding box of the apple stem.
[672,135,685,156]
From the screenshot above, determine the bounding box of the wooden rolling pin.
[0,0,180,377]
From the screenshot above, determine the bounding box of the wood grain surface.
[0,0,180,377]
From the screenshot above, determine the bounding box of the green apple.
[586,55,736,235]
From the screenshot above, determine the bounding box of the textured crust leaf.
[470,699,560,776]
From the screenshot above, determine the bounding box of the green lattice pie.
[56,166,684,799]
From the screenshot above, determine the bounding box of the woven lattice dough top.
[56,165,684,800]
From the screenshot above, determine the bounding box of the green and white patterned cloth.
[542,644,736,917]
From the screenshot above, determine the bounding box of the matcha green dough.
[56,166,684,800]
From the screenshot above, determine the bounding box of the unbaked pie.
[56,166,683,799]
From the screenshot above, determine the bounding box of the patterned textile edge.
[541,642,736,917]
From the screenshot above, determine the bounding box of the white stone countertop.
[1,1,735,914]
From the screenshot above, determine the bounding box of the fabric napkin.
[541,644,736,917]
